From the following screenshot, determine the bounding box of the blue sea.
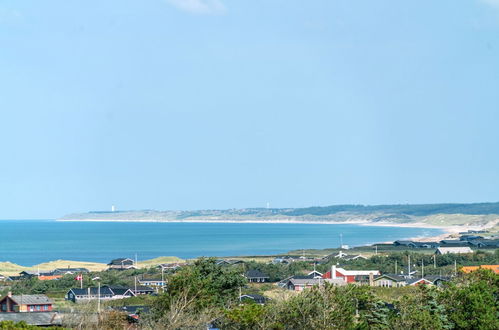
[0,220,443,266]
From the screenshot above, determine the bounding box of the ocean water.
[0,220,443,266]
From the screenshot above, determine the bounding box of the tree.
[152,258,246,325]
[392,286,452,330]
[441,269,499,330]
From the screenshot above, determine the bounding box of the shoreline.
[56,218,441,228]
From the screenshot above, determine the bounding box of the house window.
[36,305,41,311]
[43,305,48,311]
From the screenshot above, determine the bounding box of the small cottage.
[66,286,135,303]
[0,293,52,313]
[107,258,136,270]
[244,270,270,283]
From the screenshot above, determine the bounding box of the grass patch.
[136,256,184,268]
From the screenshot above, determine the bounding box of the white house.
[436,247,473,255]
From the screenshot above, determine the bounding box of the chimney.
[331,265,337,279]
[7,291,12,297]
[369,272,374,287]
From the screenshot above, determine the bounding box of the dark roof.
[469,239,499,247]
[133,286,154,292]
[215,259,243,265]
[374,274,406,282]
[108,258,134,265]
[291,275,315,280]
[394,241,440,248]
[8,294,52,305]
[19,271,54,277]
[6,276,22,281]
[69,286,135,296]
[138,278,164,282]
[424,275,451,282]
[53,268,90,274]
[440,240,468,245]
[240,294,267,304]
[415,242,440,247]
[108,286,135,295]
[394,240,415,245]
[69,286,115,296]
[459,235,484,241]
[245,270,269,279]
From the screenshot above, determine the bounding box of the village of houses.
[1,231,498,328]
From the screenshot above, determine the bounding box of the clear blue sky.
[1,0,499,219]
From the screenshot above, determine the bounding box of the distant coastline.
[59,201,499,243]
[58,202,499,232]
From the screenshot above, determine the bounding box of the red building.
[322,266,380,283]
[0,293,53,313]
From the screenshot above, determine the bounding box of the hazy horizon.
[2,0,499,218]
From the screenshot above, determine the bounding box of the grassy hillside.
[0,257,185,276]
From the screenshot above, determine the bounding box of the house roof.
[440,240,468,245]
[374,274,406,282]
[216,259,243,265]
[307,270,323,276]
[138,278,165,282]
[69,286,135,296]
[415,242,440,247]
[53,268,90,274]
[461,265,499,274]
[133,286,154,292]
[108,258,134,265]
[436,247,473,254]
[19,271,54,276]
[459,235,484,241]
[0,312,62,326]
[469,239,499,247]
[108,286,135,296]
[407,278,433,285]
[394,240,415,245]
[343,255,367,260]
[69,286,115,296]
[424,275,451,282]
[245,270,269,278]
[9,294,52,305]
[394,241,440,248]
[288,278,321,285]
[240,294,267,302]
